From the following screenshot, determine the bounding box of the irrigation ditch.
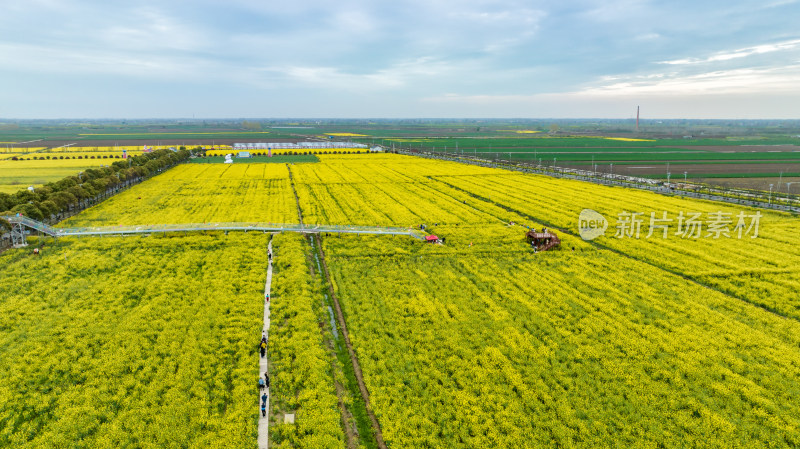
[307,234,386,449]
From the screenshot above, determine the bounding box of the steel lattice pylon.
[9,221,27,247]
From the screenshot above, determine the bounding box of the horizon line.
[3,117,800,122]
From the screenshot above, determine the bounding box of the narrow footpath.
[258,239,273,449]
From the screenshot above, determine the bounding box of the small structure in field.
[425,235,442,244]
[526,229,560,251]
[237,151,251,158]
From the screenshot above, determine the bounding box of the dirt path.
[307,236,358,449]
[286,164,304,224]
[258,239,273,449]
[316,237,387,449]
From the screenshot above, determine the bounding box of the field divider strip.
[307,235,359,448]
[286,164,304,225]
[316,235,388,449]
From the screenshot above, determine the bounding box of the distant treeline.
[0,149,190,224]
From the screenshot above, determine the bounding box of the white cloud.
[634,33,661,41]
[248,56,456,91]
[660,39,800,65]
[419,88,800,119]
[0,42,215,78]
[450,8,544,25]
[577,65,800,96]
[762,0,798,8]
[581,0,651,22]
[101,7,211,52]
[2,0,799,118]
[422,93,537,105]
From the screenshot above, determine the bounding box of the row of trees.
[0,149,191,226]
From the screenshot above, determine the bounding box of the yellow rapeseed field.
[0,157,132,193]
[205,148,365,156]
[602,137,655,142]
[5,153,800,447]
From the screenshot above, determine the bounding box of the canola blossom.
[323,241,800,447]
[0,234,268,447]
[268,234,345,448]
[65,164,298,226]
[4,153,800,447]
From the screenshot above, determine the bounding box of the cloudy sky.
[2,0,799,118]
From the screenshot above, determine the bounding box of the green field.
[3,121,800,150]
[0,124,299,143]
[640,172,800,180]
[2,119,800,193]
[464,150,800,163]
[377,136,800,148]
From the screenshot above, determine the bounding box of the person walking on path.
[258,377,265,391]
[258,240,273,449]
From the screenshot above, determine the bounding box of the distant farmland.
[2,121,800,192]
